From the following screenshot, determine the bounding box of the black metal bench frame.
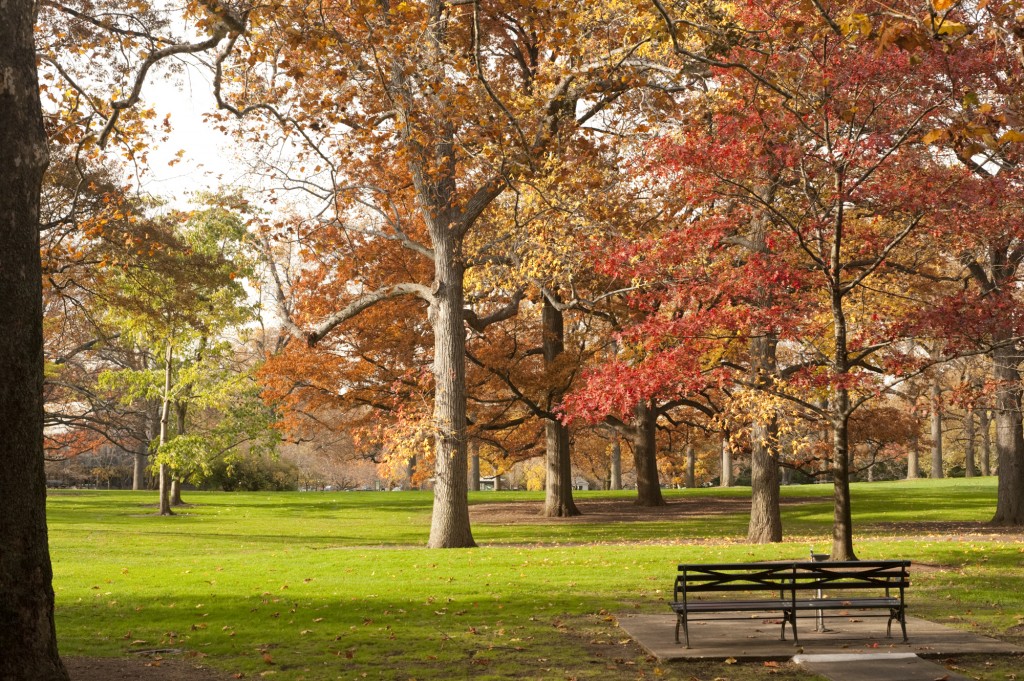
[670,560,909,648]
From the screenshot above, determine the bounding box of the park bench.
[670,560,910,648]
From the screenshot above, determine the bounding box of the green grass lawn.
[48,478,1024,680]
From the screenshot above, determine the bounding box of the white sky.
[135,64,242,206]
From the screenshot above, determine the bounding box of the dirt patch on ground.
[866,520,1024,541]
[469,495,811,525]
[65,655,234,681]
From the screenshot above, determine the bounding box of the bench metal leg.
[782,609,799,644]
[886,607,908,642]
[680,613,690,648]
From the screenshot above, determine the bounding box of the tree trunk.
[543,419,579,516]
[748,334,782,543]
[0,5,69,677]
[830,392,856,560]
[906,433,920,479]
[133,445,147,490]
[990,344,1024,525]
[965,403,976,478]
[930,378,943,479]
[541,296,580,517]
[720,434,733,487]
[632,401,665,506]
[609,440,622,490]
[157,344,173,516]
[171,402,187,506]
[685,444,695,489]
[468,440,480,492]
[425,233,475,547]
[979,407,992,476]
[829,263,856,560]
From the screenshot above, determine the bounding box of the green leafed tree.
[96,201,262,513]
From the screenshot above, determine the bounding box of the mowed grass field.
[49,479,1024,680]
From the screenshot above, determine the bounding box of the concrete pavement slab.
[792,653,972,681]
[617,612,1024,661]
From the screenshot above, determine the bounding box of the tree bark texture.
[720,434,733,487]
[830,396,856,560]
[990,344,1024,525]
[684,444,695,489]
[906,433,920,479]
[426,231,475,547]
[541,297,579,517]
[930,378,943,479]
[747,334,782,543]
[609,440,622,490]
[965,404,976,478]
[171,403,187,505]
[133,447,147,490]
[0,3,70,677]
[979,407,992,476]
[157,345,173,516]
[829,273,856,560]
[632,401,665,506]
[468,440,480,492]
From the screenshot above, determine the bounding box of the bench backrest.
[674,562,795,600]
[790,560,910,591]
[674,560,910,601]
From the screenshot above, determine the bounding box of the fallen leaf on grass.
[261,653,274,665]
[764,661,780,667]
[724,657,737,664]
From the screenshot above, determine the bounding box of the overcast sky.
[137,65,240,206]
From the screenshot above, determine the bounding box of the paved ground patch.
[618,612,1024,661]
[792,653,971,681]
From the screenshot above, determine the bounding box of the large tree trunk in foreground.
[930,379,943,479]
[0,4,70,677]
[685,444,695,489]
[748,334,782,543]
[541,297,580,517]
[990,344,1024,525]
[632,401,665,506]
[426,235,475,548]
